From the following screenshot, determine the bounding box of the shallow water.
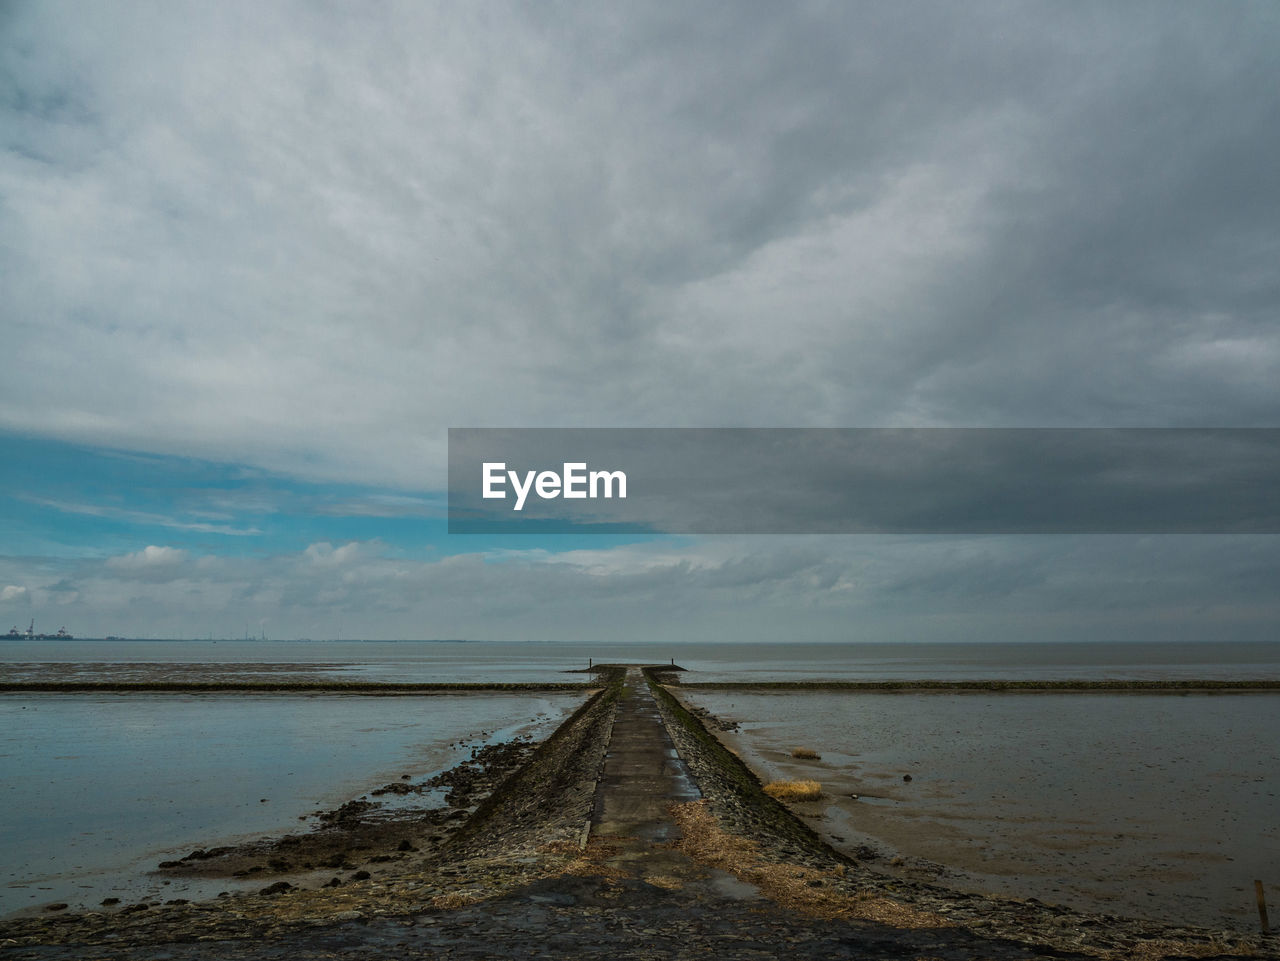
[0,692,581,916]
[683,689,1280,931]
[3,639,1278,926]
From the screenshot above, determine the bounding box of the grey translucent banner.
[447,428,1280,534]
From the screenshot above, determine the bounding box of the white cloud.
[1,585,28,603]
[0,535,1275,643]
[106,545,189,571]
[303,542,363,567]
[21,497,261,536]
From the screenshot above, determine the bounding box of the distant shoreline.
[0,681,589,693]
[4,677,1279,694]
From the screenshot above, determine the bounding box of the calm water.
[684,689,1279,931]
[0,692,579,916]
[2,640,1277,924]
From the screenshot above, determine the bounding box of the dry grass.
[643,874,684,891]
[539,839,584,856]
[429,891,483,910]
[1125,937,1260,960]
[790,747,821,760]
[669,800,950,929]
[762,779,823,801]
[547,836,630,881]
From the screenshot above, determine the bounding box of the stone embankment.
[1,666,1272,961]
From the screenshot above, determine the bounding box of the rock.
[260,881,293,895]
[180,845,231,862]
[101,897,120,906]
[351,870,372,881]
[371,782,417,796]
[44,903,68,912]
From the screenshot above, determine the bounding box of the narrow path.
[592,668,700,842]
[586,668,758,895]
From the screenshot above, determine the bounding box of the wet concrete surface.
[593,669,702,842]
[587,670,759,904]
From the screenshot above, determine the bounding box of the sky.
[2,1,1278,641]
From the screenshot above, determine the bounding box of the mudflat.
[1,668,1271,960]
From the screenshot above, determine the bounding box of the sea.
[1,639,1277,929]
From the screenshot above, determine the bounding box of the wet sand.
[679,688,1279,931]
[2,670,1273,960]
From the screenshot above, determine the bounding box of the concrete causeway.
[592,668,700,843]
[584,667,762,897]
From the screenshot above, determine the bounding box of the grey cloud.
[2,2,1278,645]
[3,2,1278,491]
[0,534,1276,643]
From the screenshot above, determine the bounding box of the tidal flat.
[3,644,1279,958]
[0,691,580,915]
[680,688,1280,930]
[2,669,1275,960]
